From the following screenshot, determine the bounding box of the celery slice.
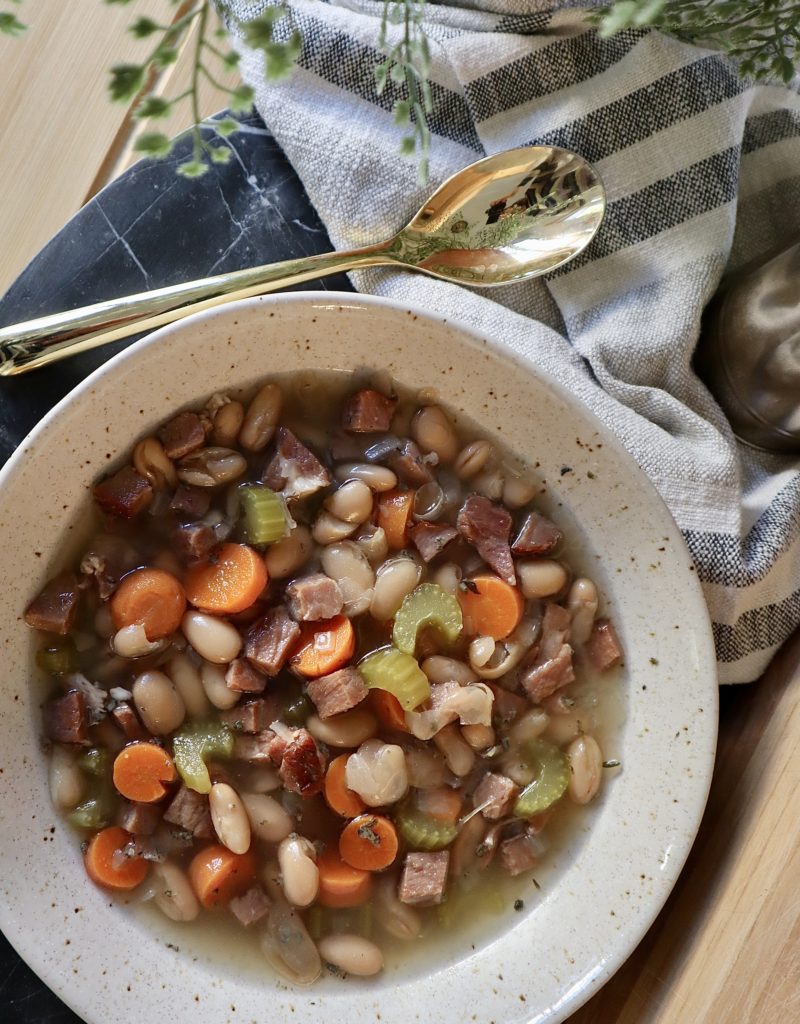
[239,485,290,545]
[392,583,462,655]
[172,721,233,794]
[357,647,430,711]
[512,740,570,817]
[396,803,457,850]
[36,639,78,676]
[69,797,112,831]
[78,748,112,777]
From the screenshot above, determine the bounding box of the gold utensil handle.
[0,243,391,376]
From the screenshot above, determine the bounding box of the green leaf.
[400,135,416,156]
[129,16,160,39]
[135,95,173,119]
[109,63,146,102]
[242,8,285,49]
[104,0,136,5]
[230,83,255,113]
[134,132,173,158]
[153,46,179,68]
[209,145,233,165]
[393,99,411,126]
[214,116,241,138]
[222,50,241,70]
[177,159,209,179]
[263,34,302,79]
[374,62,389,95]
[0,12,25,35]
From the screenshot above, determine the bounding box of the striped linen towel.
[226,0,800,683]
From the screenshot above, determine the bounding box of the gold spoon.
[0,146,605,376]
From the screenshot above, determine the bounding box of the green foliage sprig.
[595,0,800,83]
[0,0,26,36]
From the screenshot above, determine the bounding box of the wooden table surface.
[2,5,799,1023]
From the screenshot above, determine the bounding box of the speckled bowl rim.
[0,292,717,1024]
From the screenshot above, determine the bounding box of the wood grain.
[0,0,233,295]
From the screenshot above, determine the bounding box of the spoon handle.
[0,242,393,376]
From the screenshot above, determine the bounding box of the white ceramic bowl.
[0,293,717,1024]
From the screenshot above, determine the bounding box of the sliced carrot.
[316,849,373,908]
[324,754,366,818]
[376,489,415,550]
[457,573,524,640]
[188,843,257,909]
[112,742,177,803]
[84,826,149,891]
[368,688,409,734]
[184,543,268,615]
[415,786,463,823]
[290,615,355,679]
[339,814,399,872]
[110,567,186,640]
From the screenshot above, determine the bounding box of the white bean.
[421,656,477,686]
[307,708,378,748]
[404,747,453,789]
[412,406,459,463]
[200,660,240,710]
[318,934,384,976]
[545,714,582,746]
[461,723,496,751]
[325,480,373,525]
[239,382,282,452]
[133,436,177,491]
[212,400,245,447]
[132,670,186,735]
[177,448,247,487]
[320,541,375,616]
[567,735,603,805]
[374,876,422,940]
[502,475,538,510]
[210,782,251,854]
[241,791,294,843]
[49,745,84,810]
[152,861,200,922]
[433,723,476,777]
[469,636,496,670]
[166,651,211,719]
[265,525,313,579]
[509,708,549,746]
[454,439,493,479]
[242,766,281,794]
[354,523,389,567]
[112,623,164,659]
[431,562,461,595]
[568,578,599,645]
[370,556,422,622]
[278,835,319,908]
[473,468,504,501]
[312,510,357,545]
[517,560,568,599]
[346,739,408,806]
[334,462,398,492]
[182,611,242,663]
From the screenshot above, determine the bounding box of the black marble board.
[0,110,353,1024]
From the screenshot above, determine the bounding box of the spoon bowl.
[0,145,604,374]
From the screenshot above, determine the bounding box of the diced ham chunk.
[262,428,330,503]
[473,773,519,820]
[67,673,107,725]
[118,801,163,836]
[221,697,280,734]
[586,619,623,670]
[488,684,529,726]
[511,511,562,556]
[230,886,272,927]
[499,832,539,876]
[111,702,149,741]
[341,389,396,433]
[409,522,458,562]
[163,785,214,838]
[170,485,211,519]
[157,411,206,460]
[24,572,81,635]
[244,605,300,676]
[521,644,575,703]
[79,536,138,600]
[278,728,326,796]
[225,657,267,694]
[306,666,368,719]
[457,494,515,585]
[44,690,90,745]
[93,466,153,519]
[174,523,217,563]
[388,440,434,486]
[398,851,449,906]
[539,603,572,659]
[285,573,343,622]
